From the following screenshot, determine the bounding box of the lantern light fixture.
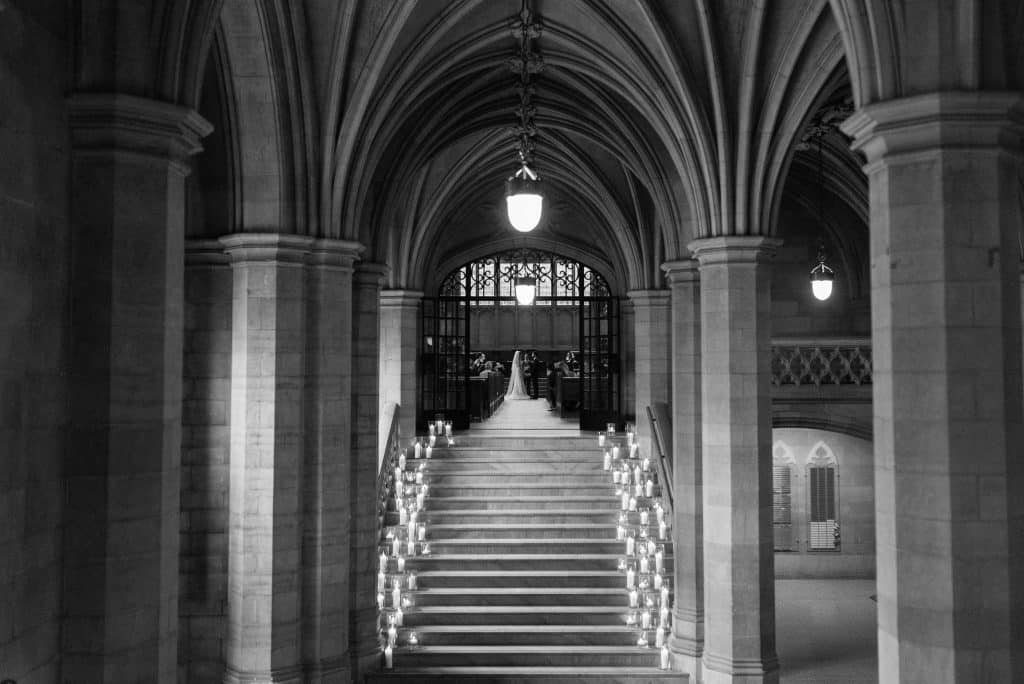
[515,275,537,305]
[503,0,544,233]
[810,242,835,301]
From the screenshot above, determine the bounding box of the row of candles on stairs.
[599,424,672,671]
[376,420,453,668]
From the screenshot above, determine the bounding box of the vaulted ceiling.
[162,0,1020,293]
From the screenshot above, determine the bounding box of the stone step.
[408,509,620,525]
[400,606,633,627]
[389,645,661,668]
[426,484,618,497]
[422,539,630,555]
[446,436,597,449]
[366,665,682,684]
[390,625,661,647]
[395,554,674,573]
[414,571,626,589]
[422,524,615,539]
[410,588,632,607]
[419,460,605,473]
[424,496,619,511]
[424,473,610,486]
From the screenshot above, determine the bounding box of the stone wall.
[0,2,69,681]
[771,428,875,579]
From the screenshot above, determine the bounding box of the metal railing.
[645,403,673,515]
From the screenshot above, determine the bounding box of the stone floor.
[472,401,879,684]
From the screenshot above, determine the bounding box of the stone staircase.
[367,434,682,684]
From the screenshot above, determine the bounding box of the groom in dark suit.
[525,350,541,399]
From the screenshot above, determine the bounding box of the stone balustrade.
[770,338,872,387]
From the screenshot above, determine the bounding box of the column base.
[702,652,779,684]
[303,656,351,684]
[224,664,304,684]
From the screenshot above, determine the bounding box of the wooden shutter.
[772,464,793,551]
[808,466,838,549]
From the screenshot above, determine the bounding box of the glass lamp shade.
[515,276,537,305]
[505,172,544,233]
[810,263,835,301]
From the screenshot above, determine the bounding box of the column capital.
[626,289,671,307]
[841,91,1024,165]
[68,93,212,172]
[687,236,782,266]
[309,238,364,269]
[380,289,424,308]
[662,259,700,284]
[354,262,388,287]
[219,233,313,265]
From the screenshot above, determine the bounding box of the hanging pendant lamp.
[504,0,544,233]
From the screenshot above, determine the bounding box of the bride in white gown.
[504,350,531,400]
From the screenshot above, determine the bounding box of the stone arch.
[773,440,797,465]
[807,439,839,466]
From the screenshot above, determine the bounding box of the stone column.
[620,298,636,416]
[350,264,388,679]
[379,290,423,446]
[843,93,1024,683]
[302,239,364,682]
[689,236,780,684]
[221,234,311,684]
[627,290,671,456]
[63,93,210,683]
[662,260,703,679]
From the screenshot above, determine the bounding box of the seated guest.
[479,361,494,378]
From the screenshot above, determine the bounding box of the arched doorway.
[419,248,620,430]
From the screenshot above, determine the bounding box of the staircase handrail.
[646,403,674,514]
[376,403,402,537]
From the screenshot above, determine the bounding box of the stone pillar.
[62,94,210,683]
[180,240,234,683]
[350,264,388,679]
[302,239,364,682]
[379,290,423,448]
[221,234,311,684]
[620,298,636,416]
[689,236,780,684]
[843,92,1024,683]
[662,260,703,679]
[627,290,671,457]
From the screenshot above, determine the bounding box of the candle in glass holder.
[633,465,642,483]
[408,631,419,647]
[645,479,654,498]
[626,567,635,589]
[661,586,669,606]
[629,497,637,512]
[384,645,393,669]
[612,445,620,460]
[634,482,643,498]
[401,595,411,609]
[655,549,664,573]
[421,542,431,555]
[429,423,436,436]
[416,492,425,508]
[607,422,616,435]
[642,608,651,629]
[617,557,627,571]
[392,538,401,556]
[647,540,657,555]
[603,451,611,470]
[415,471,424,485]
[399,507,408,525]
[659,521,668,539]
[376,592,385,610]
[656,504,664,524]
[414,441,422,459]
[445,421,452,437]
[398,452,406,470]
[655,625,665,648]
[660,605,669,626]
[418,524,426,541]
[654,573,663,590]
[616,525,625,541]
[627,430,634,446]
[621,492,629,511]
[637,633,648,648]
[626,611,637,625]
[612,469,621,484]
[397,556,405,572]
[395,607,404,626]
[407,540,416,556]
[639,510,649,526]
[631,443,639,458]
[394,467,402,485]
[387,624,397,648]
[640,556,649,574]
[392,585,401,609]
[436,419,444,434]
[598,432,606,447]
[428,434,436,447]
[425,446,433,459]
[377,570,386,593]
[660,646,670,669]
[407,572,417,590]
[379,552,388,572]
[625,535,635,556]
[629,589,638,608]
